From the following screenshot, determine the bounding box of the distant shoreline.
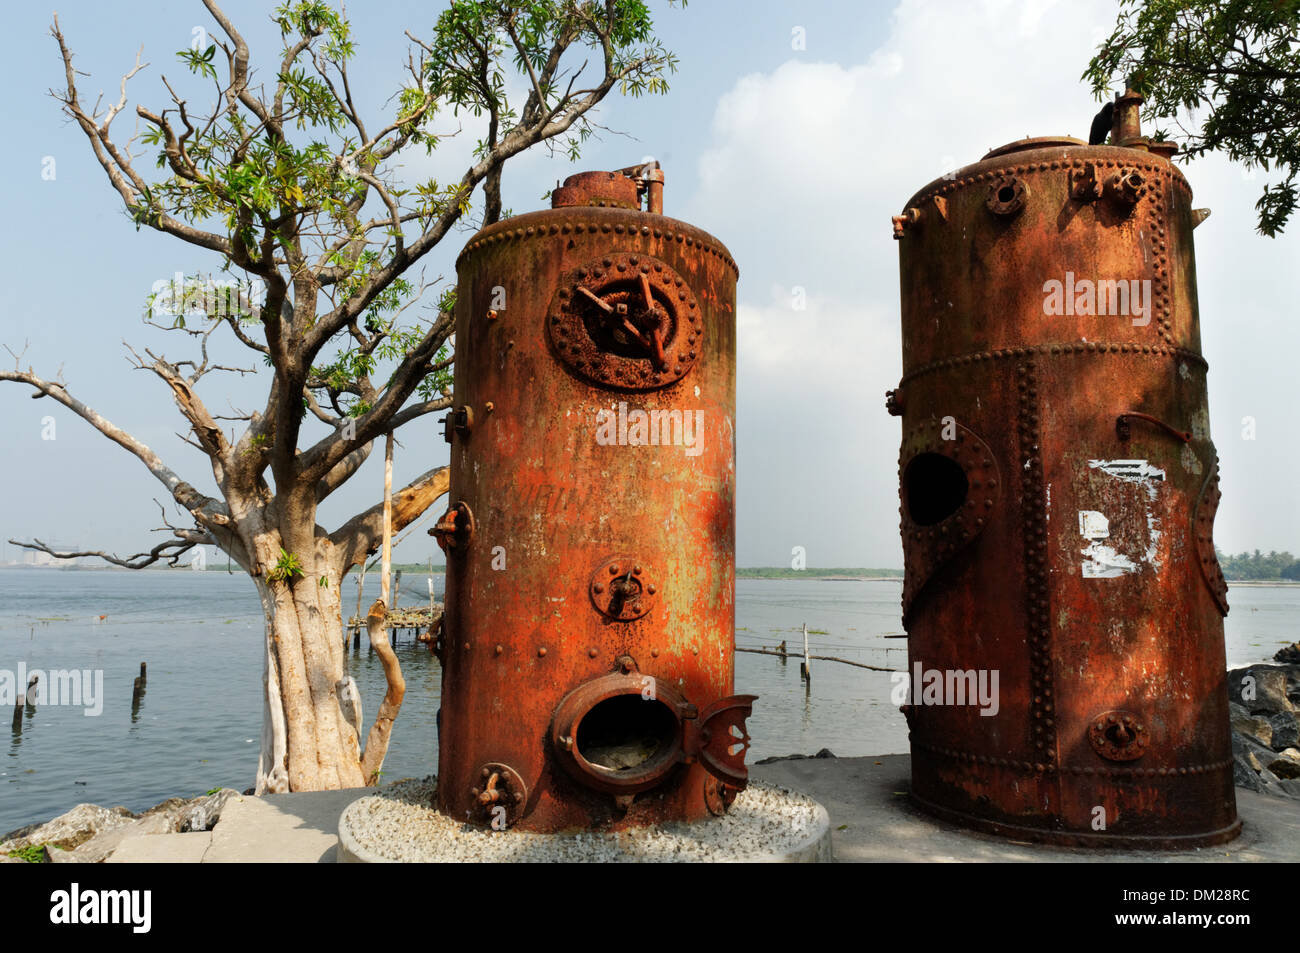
[2,563,1297,587]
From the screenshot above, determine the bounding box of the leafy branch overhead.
[1085,0,1300,236]
[30,0,680,575]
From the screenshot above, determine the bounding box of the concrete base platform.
[752,754,1300,862]
[107,831,213,864]
[204,789,373,863]
[101,754,1300,862]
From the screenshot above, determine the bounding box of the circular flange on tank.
[547,251,702,390]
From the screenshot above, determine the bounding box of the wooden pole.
[800,623,811,683]
[353,560,367,648]
[735,646,898,672]
[377,431,395,647]
[380,431,394,608]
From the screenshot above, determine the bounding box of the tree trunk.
[253,539,366,793]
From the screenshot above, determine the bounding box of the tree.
[1084,0,1300,236]
[3,0,679,793]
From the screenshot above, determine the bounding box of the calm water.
[0,568,1293,833]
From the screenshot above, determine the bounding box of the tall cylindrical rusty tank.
[887,94,1239,847]
[432,163,754,832]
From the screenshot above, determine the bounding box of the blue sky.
[2,0,1297,570]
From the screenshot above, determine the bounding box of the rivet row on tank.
[1017,360,1055,753]
[905,159,1181,222]
[896,343,1207,387]
[454,223,739,274]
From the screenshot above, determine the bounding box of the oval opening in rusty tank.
[551,671,687,794]
[576,694,679,776]
[904,452,969,526]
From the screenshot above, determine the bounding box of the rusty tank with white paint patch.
[887,94,1239,847]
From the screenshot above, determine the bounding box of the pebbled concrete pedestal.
[337,778,832,863]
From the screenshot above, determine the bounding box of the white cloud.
[684,0,1300,565]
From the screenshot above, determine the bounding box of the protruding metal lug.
[429,500,475,554]
[440,405,475,443]
[892,206,921,239]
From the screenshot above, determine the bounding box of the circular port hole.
[576,693,678,773]
[997,185,1017,204]
[904,452,969,526]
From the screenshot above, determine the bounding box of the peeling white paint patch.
[1082,543,1139,577]
[1079,509,1110,539]
[1180,442,1203,475]
[1088,459,1165,500]
[1079,509,1141,577]
[1179,362,1191,380]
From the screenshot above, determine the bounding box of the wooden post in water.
[800,623,812,684]
[378,431,395,648]
[132,663,146,717]
[380,432,394,607]
[353,560,368,649]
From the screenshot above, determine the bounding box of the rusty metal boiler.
[431,163,756,833]
[887,92,1239,847]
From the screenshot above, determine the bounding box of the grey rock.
[141,797,190,820]
[1234,755,1266,793]
[1227,665,1294,715]
[180,788,240,832]
[47,812,175,864]
[1269,711,1300,751]
[1269,757,1300,780]
[0,803,136,853]
[1229,701,1273,747]
[755,748,837,765]
[1274,643,1300,665]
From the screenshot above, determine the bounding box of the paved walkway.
[106,754,1300,863]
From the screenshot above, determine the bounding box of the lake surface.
[0,568,1293,834]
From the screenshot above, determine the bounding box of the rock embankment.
[0,788,240,863]
[1229,663,1300,799]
